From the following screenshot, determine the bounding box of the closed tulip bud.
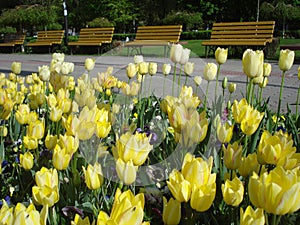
[20,151,34,170]
[180,48,191,65]
[249,166,300,215]
[138,62,149,75]
[217,121,233,143]
[190,183,216,212]
[162,63,171,76]
[194,76,202,86]
[221,177,244,207]
[167,169,191,202]
[39,65,50,82]
[240,206,265,225]
[149,62,157,76]
[61,62,74,75]
[228,83,236,93]
[163,197,181,225]
[279,49,295,72]
[85,58,95,71]
[222,77,228,89]
[11,61,21,74]
[116,158,138,185]
[242,49,264,78]
[184,62,194,76]
[134,55,143,64]
[126,63,137,79]
[223,141,243,170]
[170,43,183,64]
[215,47,228,64]
[203,63,217,81]
[52,145,71,170]
[45,133,57,150]
[263,63,272,77]
[82,162,103,190]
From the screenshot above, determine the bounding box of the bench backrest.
[36,30,64,44]
[210,21,275,42]
[77,27,115,43]
[135,25,182,42]
[3,34,25,44]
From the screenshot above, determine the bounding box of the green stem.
[163,76,166,97]
[274,71,286,132]
[215,64,221,103]
[204,81,210,110]
[184,74,188,86]
[178,64,182,95]
[247,78,254,105]
[148,75,152,97]
[172,63,177,96]
[296,85,300,120]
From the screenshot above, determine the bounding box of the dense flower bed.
[0,45,299,225]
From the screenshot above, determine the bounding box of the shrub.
[87,17,114,28]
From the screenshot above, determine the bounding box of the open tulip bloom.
[0,48,299,225]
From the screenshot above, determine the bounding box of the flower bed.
[0,45,299,225]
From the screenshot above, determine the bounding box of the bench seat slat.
[26,30,64,48]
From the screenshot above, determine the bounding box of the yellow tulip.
[148,62,157,76]
[76,121,95,141]
[82,162,103,190]
[240,107,264,136]
[15,104,30,124]
[298,66,300,80]
[190,182,216,212]
[58,98,72,114]
[167,169,191,202]
[27,119,45,140]
[215,47,228,65]
[0,125,7,137]
[228,83,236,94]
[170,43,183,64]
[20,151,34,170]
[240,206,265,225]
[263,63,272,77]
[114,131,152,166]
[58,134,79,154]
[23,135,38,150]
[242,49,264,78]
[61,62,74,75]
[0,200,14,225]
[49,106,63,122]
[179,48,191,65]
[162,196,181,225]
[35,167,58,188]
[126,63,137,79]
[249,166,300,215]
[116,158,138,185]
[223,141,243,170]
[71,214,92,225]
[181,153,215,188]
[39,65,51,82]
[52,52,65,62]
[203,63,217,81]
[11,61,22,75]
[52,144,71,170]
[217,121,233,143]
[13,203,41,225]
[45,133,58,150]
[32,185,59,207]
[221,177,244,207]
[279,49,295,72]
[184,62,194,76]
[138,62,149,75]
[85,58,95,72]
[194,76,202,86]
[1,98,14,120]
[162,63,171,76]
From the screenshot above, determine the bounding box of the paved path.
[0,52,299,114]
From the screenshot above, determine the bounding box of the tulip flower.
[126,63,137,79]
[194,76,202,86]
[279,49,295,72]
[38,65,51,82]
[221,177,244,207]
[167,169,191,202]
[52,52,65,62]
[240,106,264,136]
[15,104,30,125]
[163,197,181,225]
[49,106,63,122]
[240,206,265,225]
[203,63,217,81]
[71,214,93,225]
[162,63,171,76]
[11,61,22,75]
[249,166,300,215]
[170,43,183,64]
[223,141,243,170]
[242,49,264,79]
[85,58,95,72]
[190,182,216,212]
[263,63,272,77]
[20,151,34,170]
[217,120,233,143]
[23,135,38,150]
[45,133,57,150]
[138,62,149,75]
[215,47,228,65]
[148,62,157,76]
[52,144,72,170]
[116,158,138,185]
[238,153,261,178]
[27,119,45,140]
[82,162,103,190]
[134,55,143,64]
[61,62,74,75]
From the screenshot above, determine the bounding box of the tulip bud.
[221,177,244,207]
[279,49,295,72]
[184,62,194,76]
[263,63,272,77]
[242,49,264,78]
[116,158,138,185]
[163,197,181,225]
[149,62,157,76]
[162,63,171,76]
[228,83,236,93]
[20,151,34,170]
[217,121,233,143]
[170,44,183,64]
[11,62,21,75]
[222,77,228,89]
[223,141,243,170]
[52,145,71,170]
[126,63,137,79]
[39,65,50,82]
[215,47,228,65]
[85,58,95,71]
[82,162,103,190]
[180,48,191,65]
[138,62,149,75]
[203,63,217,81]
[194,76,202,86]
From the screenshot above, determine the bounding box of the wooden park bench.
[68,27,115,54]
[0,34,25,53]
[202,21,275,57]
[26,30,64,53]
[124,25,182,57]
